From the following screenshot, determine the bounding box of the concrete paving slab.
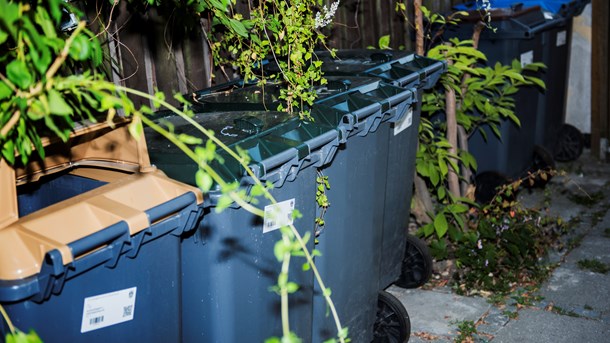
[386,286,491,337]
[492,309,610,343]
[539,265,610,315]
[563,236,610,265]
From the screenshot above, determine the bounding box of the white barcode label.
[263,199,296,233]
[394,107,413,136]
[556,30,567,47]
[81,287,137,333]
[520,50,534,67]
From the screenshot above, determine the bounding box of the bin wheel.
[395,234,433,289]
[474,171,511,204]
[529,145,556,187]
[554,124,584,162]
[372,290,411,343]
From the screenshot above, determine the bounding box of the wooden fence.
[84,1,460,104]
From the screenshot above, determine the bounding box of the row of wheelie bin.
[0,51,445,342]
[447,0,590,201]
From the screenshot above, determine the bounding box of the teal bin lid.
[145,110,340,202]
[314,49,447,90]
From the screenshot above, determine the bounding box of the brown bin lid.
[0,169,203,281]
[1,117,204,281]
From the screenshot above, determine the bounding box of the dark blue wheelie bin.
[145,108,341,342]
[0,123,204,343]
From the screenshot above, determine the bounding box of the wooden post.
[591,0,610,159]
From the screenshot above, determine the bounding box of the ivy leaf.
[48,89,73,116]
[6,60,33,90]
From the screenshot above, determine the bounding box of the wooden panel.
[327,0,456,51]
[591,0,609,158]
[86,3,213,108]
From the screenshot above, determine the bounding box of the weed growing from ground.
[604,228,610,238]
[577,259,610,274]
[549,305,581,318]
[453,320,477,343]
[568,191,604,206]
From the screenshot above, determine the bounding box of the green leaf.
[69,34,91,61]
[286,282,299,293]
[378,35,390,49]
[47,89,73,116]
[228,18,248,38]
[178,133,203,145]
[0,81,12,100]
[128,118,143,140]
[195,170,214,192]
[2,140,15,164]
[434,213,448,238]
[422,223,434,237]
[6,60,33,89]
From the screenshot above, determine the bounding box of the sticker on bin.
[263,199,295,233]
[81,287,137,333]
[520,50,534,67]
[556,31,567,47]
[394,107,413,136]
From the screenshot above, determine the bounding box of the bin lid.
[0,169,202,285]
[145,110,339,190]
[313,49,447,89]
[454,0,586,17]
[191,77,379,112]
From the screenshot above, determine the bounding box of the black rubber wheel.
[372,290,411,343]
[554,124,584,162]
[395,234,433,289]
[529,145,556,187]
[474,171,511,204]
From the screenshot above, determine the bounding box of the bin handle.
[145,192,197,223]
[68,221,130,258]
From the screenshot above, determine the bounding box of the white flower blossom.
[314,1,340,29]
[477,239,483,250]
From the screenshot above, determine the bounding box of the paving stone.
[386,286,491,337]
[492,309,610,343]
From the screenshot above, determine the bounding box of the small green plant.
[549,305,581,318]
[314,172,331,236]
[566,233,586,251]
[502,310,518,319]
[450,176,564,293]
[604,228,610,238]
[568,191,604,206]
[577,259,610,274]
[510,289,543,308]
[453,320,477,343]
[584,304,593,310]
[1,305,42,343]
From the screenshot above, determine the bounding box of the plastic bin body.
[312,124,389,343]
[316,50,445,290]
[453,1,590,162]
[307,70,426,341]
[445,7,557,178]
[146,109,340,342]
[180,168,316,342]
[535,17,573,153]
